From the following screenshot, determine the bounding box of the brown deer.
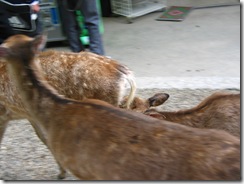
[0,34,240,180]
[120,93,170,112]
[37,50,136,107]
[0,49,136,116]
[0,46,136,178]
[144,92,240,137]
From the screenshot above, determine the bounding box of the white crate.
[111,0,167,22]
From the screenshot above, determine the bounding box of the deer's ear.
[148,93,170,107]
[31,35,47,53]
[0,46,9,57]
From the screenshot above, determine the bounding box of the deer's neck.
[7,57,69,124]
[163,109,208,128]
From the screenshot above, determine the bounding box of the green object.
[76,0,104,45]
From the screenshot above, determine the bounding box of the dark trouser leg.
[81,0,104,55]
[58,0,84,53]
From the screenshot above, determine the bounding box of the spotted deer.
[144,92,240,137]
[0,34,240,180]
[0,47,136,178]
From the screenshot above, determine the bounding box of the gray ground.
[0,88,239,180]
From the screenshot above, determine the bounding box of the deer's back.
[39,50,128,105]
[47,101,240,180]
[147,93,240,137]
[0,51,131,120]
[200,93,240,136]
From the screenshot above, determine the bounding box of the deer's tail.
[117,65,136,109]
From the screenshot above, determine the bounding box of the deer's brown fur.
[144,92,240,137]
[0,44,136,179]
[0,34,240,180]
[38,50,136,106]
[0,49,136,115]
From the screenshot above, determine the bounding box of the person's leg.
[58,0,84,52]
[35,15,42,35]
[81,0,104,55]
[25,16,42,37]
